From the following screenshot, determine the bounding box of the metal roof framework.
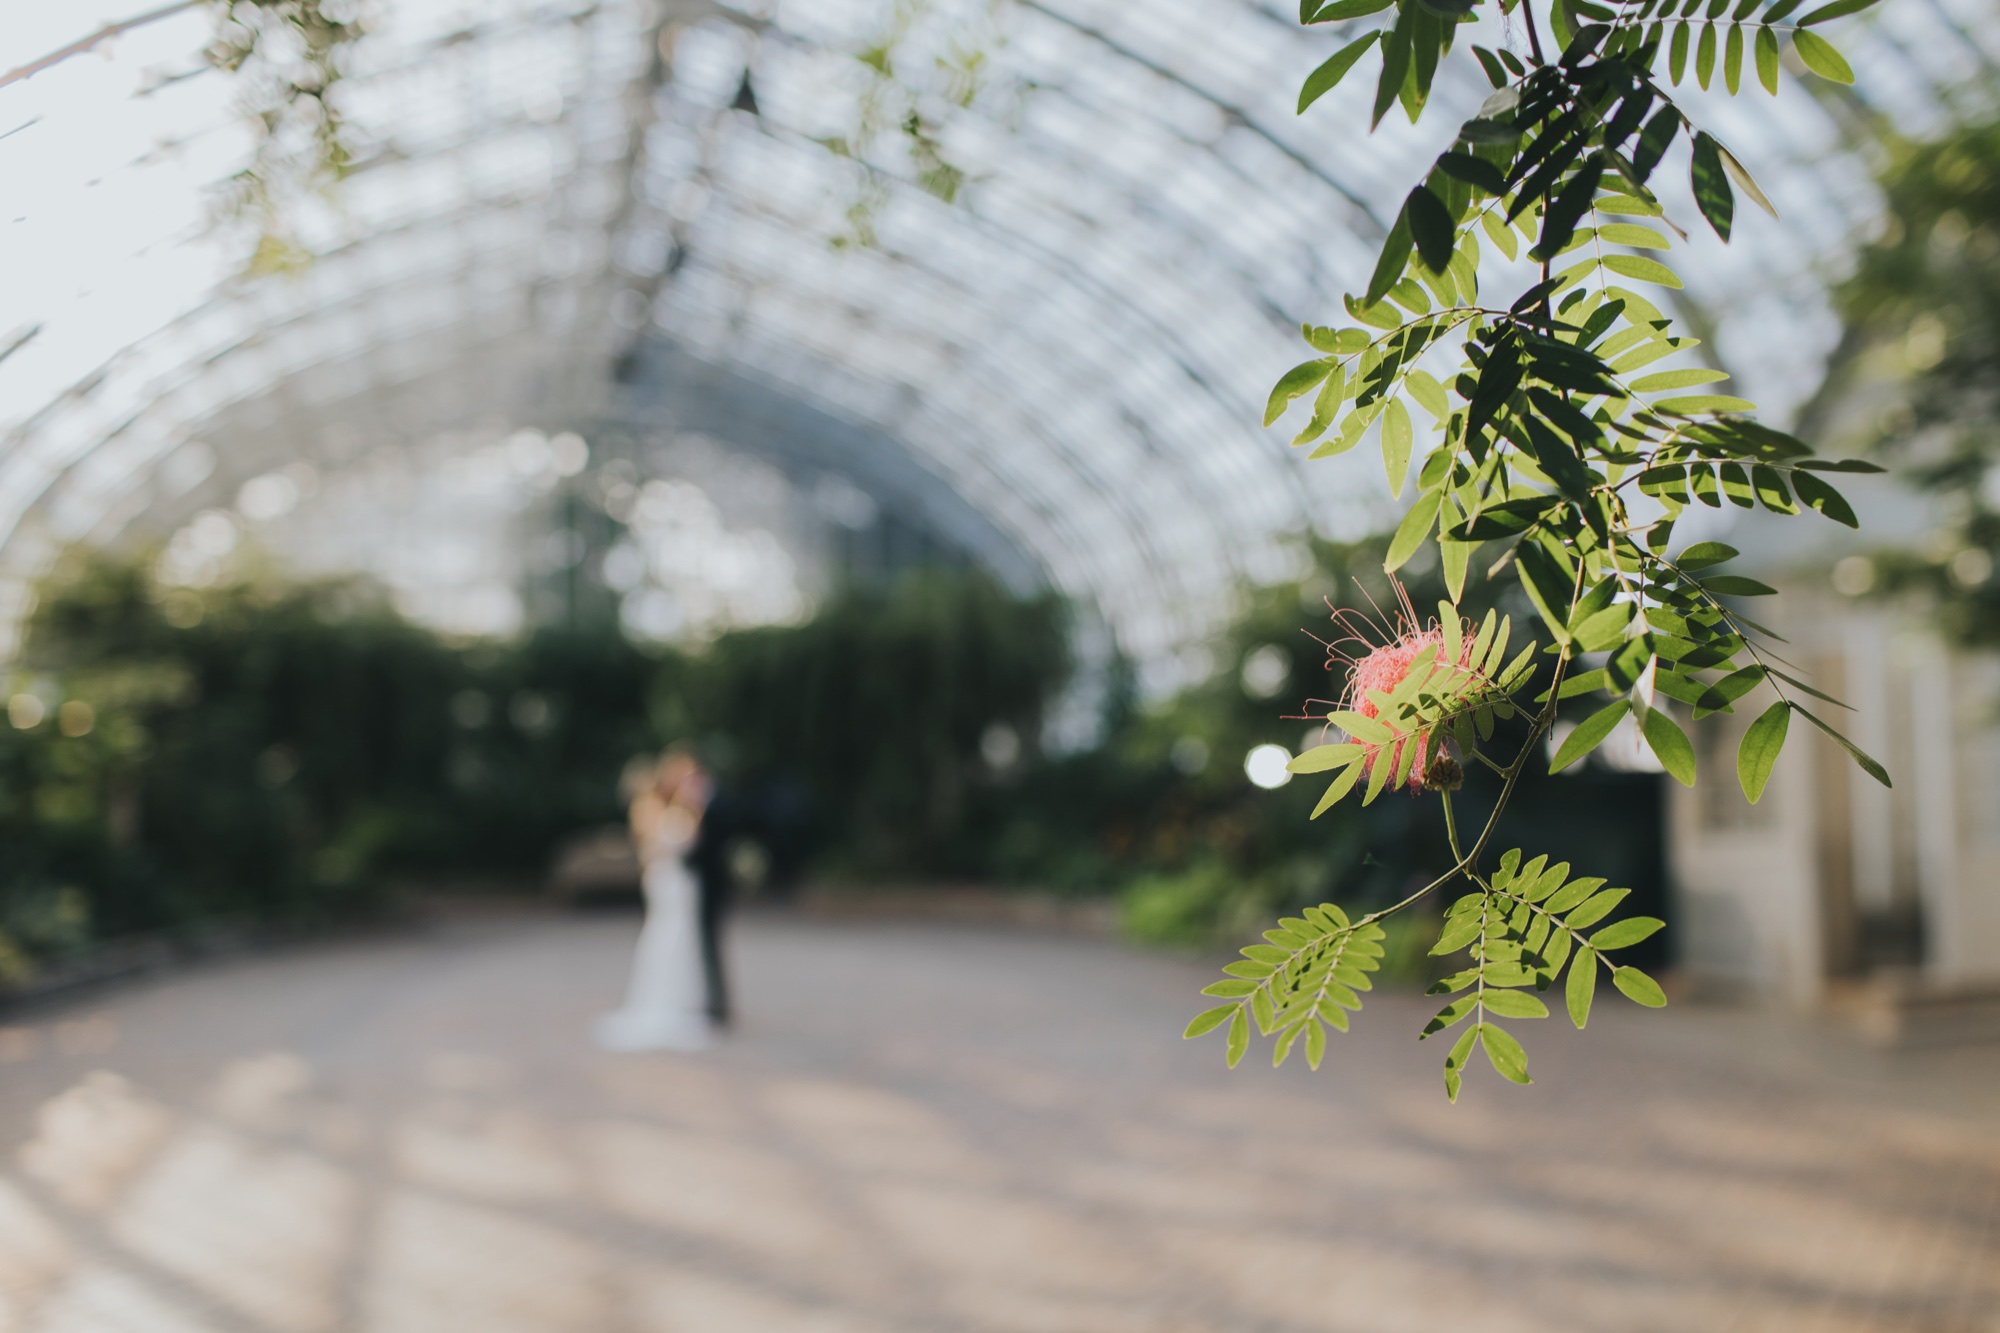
[0,0,1989,681]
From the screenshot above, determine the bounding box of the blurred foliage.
[1064,537,1666,965]
[1172,0,1885,1096]
[0,553,656,978]
[1826,117,2000,640]
[657,571,1070,876]
[9,0,367,272]
[0,544,1663,994]
[204,0,367,271]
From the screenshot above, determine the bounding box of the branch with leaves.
[4,2,362,271]
[1188,0,1892,1098]
[206,0,364,271]
[817,0,1011,248]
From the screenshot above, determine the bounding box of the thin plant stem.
[0,3,203,93]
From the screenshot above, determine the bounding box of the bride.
[594,750,715,1052]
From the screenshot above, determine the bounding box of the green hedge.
[0,544,1666,977]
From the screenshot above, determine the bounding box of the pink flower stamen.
[1303,580,1487,792]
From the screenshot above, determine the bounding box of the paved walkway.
[0,910,1994,1333]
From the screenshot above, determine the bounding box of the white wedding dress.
[594,805,712,1052]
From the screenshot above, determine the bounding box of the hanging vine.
[3,2,364,270]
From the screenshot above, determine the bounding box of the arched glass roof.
[0,0,1991,684]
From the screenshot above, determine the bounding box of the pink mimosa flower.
[1309,584,1484,792]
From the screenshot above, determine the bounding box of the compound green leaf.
[1294,363,1347,446]
[1603,254,1684,288]
[1385,486,1444,573]
[1765,667,1850,710]
[1544,875,1604,915]
[1431,910,1485,956]
[1598,223,1670,250]
[1266,360,1333,426]
[1792,28,1854,82]
[1479,1023,1532,1084]
[1345,293,1403,330]
[1656,394,1757,414]
[1406,368,1450,420]
[1695,663,1766,718]
[1406,185,1457,275]
[1329,710,1394,743]
[1372,12,1413,128]
[1483,989,1550,1019]
[1273,1019,1306,1066]
[1442,538,1471,602]
[1303,324,1370,354]
[1795,704,1892,788]
[1701,574,1777,596]
[1384,398,1414,497]
[1362,744,1397,804]
[1184,1005,1237,1038]
[1797,0,1882,22]
[1306,0,1396,20]
[1573,605,1633,653]
[1566,887,1630,931]
[1537,926,1575,982]
[1613,965,1669,1007]
[1470,608,1496,666]
[1423,995,1479,1036]
[1291,743,1364,773]
[1589,916,1665,950]
[1640,707,1696,786]
[1567,946,1598,1027]
[1792,470,1859,527]
[1299,30,1384,113]
[1676,540,1739,570]
[1718,462,1755,506]
[1719,144,1779,218]
[1632,367,1729,392]
[1755,23,1780,92]
[1366,213,1414,305]
[1311,757,1365,817]
[1444,1024,1478,1101]
[1526,859,1570,903]
[1752,463,1797,513]
[1308,422,1366,459]
[1551,699,1630,773]
[1737,700,1789,803]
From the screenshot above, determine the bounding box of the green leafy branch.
[1422,850,1665,1097]
[0,2,361,272]
[1293,605,1536,809]
[1187,0,1893,1096]
[820,0,1012,247]
[206,0,366,272]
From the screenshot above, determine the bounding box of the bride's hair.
[652,747,707,809]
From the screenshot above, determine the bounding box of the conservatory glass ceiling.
[0,0,1991,682]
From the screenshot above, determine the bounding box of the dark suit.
[688,788,738,1025]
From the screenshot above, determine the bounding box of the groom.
[687,782,739,1027]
